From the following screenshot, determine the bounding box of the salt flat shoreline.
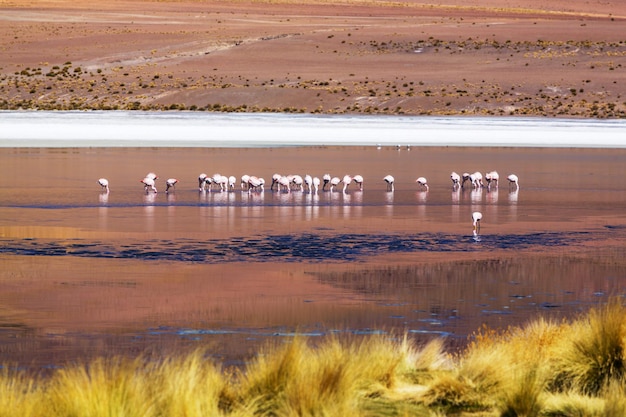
[1,111,625,148]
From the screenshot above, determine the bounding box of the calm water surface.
[1,117,626,369]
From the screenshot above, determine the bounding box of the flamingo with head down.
[98,178,110,193]
[416,177,429,191]
[165,178,178,193]
[507,174,520,190]
[342,175,353,193]
[383,175,395,191]
[472,211,483,236]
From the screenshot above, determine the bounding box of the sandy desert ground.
[1,0,625,117]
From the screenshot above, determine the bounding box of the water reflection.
[313,254,626,341]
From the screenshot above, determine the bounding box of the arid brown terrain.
[1,0,625,117]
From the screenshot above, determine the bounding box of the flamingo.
[271,173,282,191]
[248,176,265,193]
[461,172,471,188]
[416,177,429,191]
[291,175,304,191]
[472,211,483,236]
[507,174,520,190]
[304,174,313,193]
[141,176,157,193]
[450,172,461,188]
[383,175,395,191]
[312,177,321,194]
[98,178,110,193]
[342,175,353,193]
[472,172,484,188]
[278,175,291,193]
[198,173,207,190]
[165,178,178,193]
[241,174,251,190]
[322,174,331,191]
[485,171,499,189]
[228,176,237,190]
[353,175,364,191]
[215,175,229,191]
[329,176,340,192]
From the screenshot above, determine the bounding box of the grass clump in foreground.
[3,300,626,416]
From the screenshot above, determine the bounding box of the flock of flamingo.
[97,170,520,237]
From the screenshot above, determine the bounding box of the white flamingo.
[353,175,364,191]
[278,175,291,193]
[291,175,304,191]
[241,174,251,190]
[165,178,178,193]
[248,176,265,193]
[461,172,471,188]
[322,174,331,191]
[383,175,395,191]
[141,176,157,193]
[228,176,237,190]
[304,174,313,193]
[450,172,461,188]
[329,176,340,192]
[472,211,483,236]
[98,178,110,193]
[271,173,282,191]
[485,171,499,189]
[312,177,321,194]
[342,175,353,193]
[215,175,229,191]
[416,177,429,191]
[198,173,207,190]
[507,174,519,190]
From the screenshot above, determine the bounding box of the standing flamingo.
[416,177,429,191]
[507,174,519,190]
[165,178,178,193]
[342,175,353,193]
[450,172,461,188]
[329,176,340,192]
[291,175,304,191]
[322,174,331,191]
[353,175,364,191]
[198,173,207,190]
[98,178,110,193]
[270,173,282,191]
[472,211,483,236]
[485,171,499,189]
[304,174,313,193]
[141,176,157,193]
[240,174,251,190]
[383,175,395,191]
[278,175,291,193]
[312,177,321,194]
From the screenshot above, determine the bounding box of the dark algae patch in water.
[0,230,590,263]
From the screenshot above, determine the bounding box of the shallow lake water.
[1,114,626,370]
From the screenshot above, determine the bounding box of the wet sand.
[1,145,626,369]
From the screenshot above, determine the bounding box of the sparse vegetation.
[2,301,626,416]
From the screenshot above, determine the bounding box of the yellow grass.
[2,300,626,416]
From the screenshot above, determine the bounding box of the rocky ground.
[1,0,625,117]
